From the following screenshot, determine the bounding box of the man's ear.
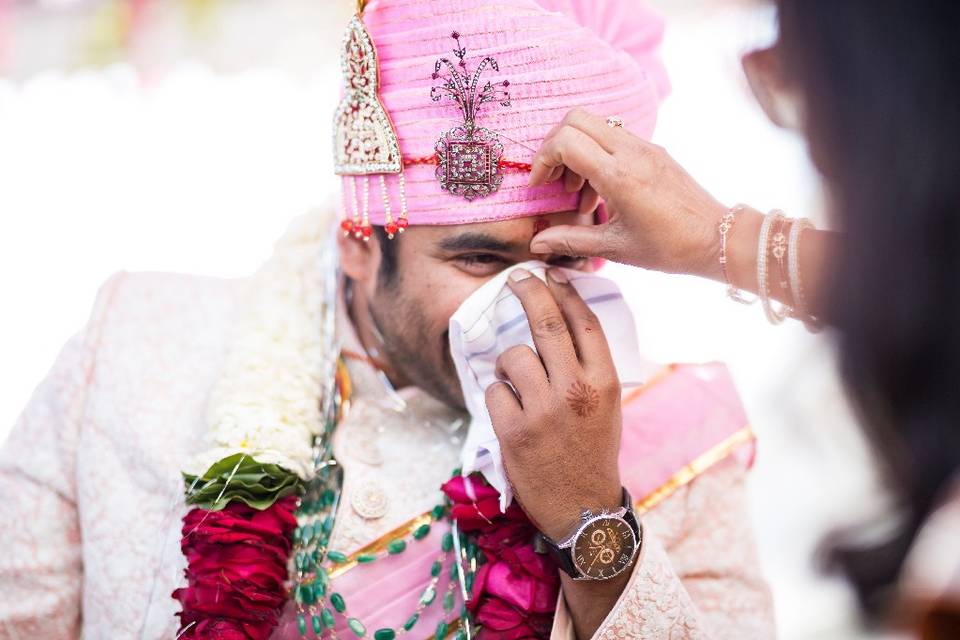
[337,230,380,285]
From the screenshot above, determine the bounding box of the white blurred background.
[0,1,896,638]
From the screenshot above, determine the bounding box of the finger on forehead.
[546,164,565,185]
[563,167,586,194]
[545,269,615,375]
[578,182,601,216]
[529,127,615,191]
[506,271,580,381]
[574,209,596,227]
[562,109,629,155]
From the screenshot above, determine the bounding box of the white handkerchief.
[449,261,656,511]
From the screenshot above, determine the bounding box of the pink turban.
[337,0,670,229]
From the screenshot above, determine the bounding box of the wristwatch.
[539,488,642,580]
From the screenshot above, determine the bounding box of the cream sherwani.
[0,269,775,639]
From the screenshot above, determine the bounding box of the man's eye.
[454,253,511,276]
[458,254,506,266]
[550,255,589,269]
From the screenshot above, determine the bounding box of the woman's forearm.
[711,205,836,320]
[527,110,837,325]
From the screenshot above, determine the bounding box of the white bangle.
[757,210,793,325]
[788,218,823,332]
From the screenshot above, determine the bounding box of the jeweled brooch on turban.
[431,33,511,201]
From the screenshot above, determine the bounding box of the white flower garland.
[184,207,337,481]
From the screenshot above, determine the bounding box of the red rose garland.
[169,210,339,639]
[441,474,560,639]
[172,495,299,640]
[173,471,558,639]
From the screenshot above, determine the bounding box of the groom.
[0,1,774,638]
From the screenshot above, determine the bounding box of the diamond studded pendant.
[431,32,511,201]
[436,125,504,201]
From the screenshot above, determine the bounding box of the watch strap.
[544,533,578,577]
[622,490,641,542]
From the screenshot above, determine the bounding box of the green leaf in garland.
[183,453,301,511]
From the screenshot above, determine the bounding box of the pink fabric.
[343,0,669,226]
[273,525,456,639]
[619,363,756,501]
[272,363,752,638]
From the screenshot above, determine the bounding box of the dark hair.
[373,226,399,284]
[776,0,960,619]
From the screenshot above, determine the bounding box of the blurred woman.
[527,0,960,635]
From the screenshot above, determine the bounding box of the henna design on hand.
[566,381,600,417]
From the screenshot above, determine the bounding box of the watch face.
[571,516,637,579]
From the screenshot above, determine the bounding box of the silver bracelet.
[757,210,793,325]
[788,218,823,332]
[719,205,758,305]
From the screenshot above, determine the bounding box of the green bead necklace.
[294,354,482,638]
[291,472,480,639]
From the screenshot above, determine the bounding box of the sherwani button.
[351,480,390,519]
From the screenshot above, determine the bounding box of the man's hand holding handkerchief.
[449,261,655,522]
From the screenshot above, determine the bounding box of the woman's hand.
[529,108,729,279]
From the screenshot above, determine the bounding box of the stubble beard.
[368,283,466,410]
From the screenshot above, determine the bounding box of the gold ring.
[606,116,624,128]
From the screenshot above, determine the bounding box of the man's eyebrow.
[436,233,521,253]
